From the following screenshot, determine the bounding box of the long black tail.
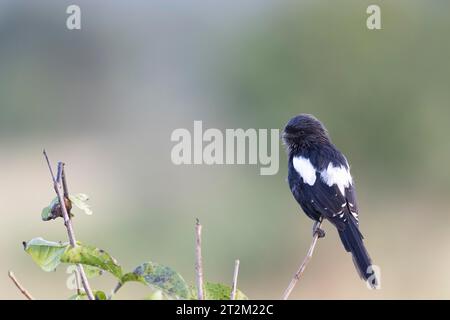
[338,219,378,288]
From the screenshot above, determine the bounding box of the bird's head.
[282,114,330,153]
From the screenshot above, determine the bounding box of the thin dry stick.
[73,269,81,295]
[8,271,35,300]
[195,218,204,300]
[230,259,240,300]
[281,221,323,300]
[43,151,95,300]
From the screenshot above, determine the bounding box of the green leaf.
[61,244,122,279]
[144,290,166,300]
[24,238,121,278]
[94,291,107,300]
[41,197,59,221]
[121,262,190,299]
[188,285,197,300]
[68,290,107,300]
[203,282,248,300]
[69,194,93,215]
[23,237,69,272]
[83,265,104,278]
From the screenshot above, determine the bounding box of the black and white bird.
[282,114,378,288]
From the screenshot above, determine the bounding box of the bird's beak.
[281,132,292,146]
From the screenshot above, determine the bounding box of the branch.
[57,164,95,300]
[73,268,81,295]
[43,149,56,182]
[43,151,95,300]
[8,271,35,300]
[281,220,323,300]
[195,218,204,300]
[61,165,70,198]
[230,259,240,300]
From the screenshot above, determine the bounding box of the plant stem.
[73,268,81,295]
[43,151,95,300]
[281,220,322,300]
[108,282,123,300]
[8,271,35,300]
[195,218,204,300]
[230,259,240,300]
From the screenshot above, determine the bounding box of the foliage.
[204,282,248,300]
[25,193,247,300]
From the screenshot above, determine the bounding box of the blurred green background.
[1,0,450,299]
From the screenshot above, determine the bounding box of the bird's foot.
[312,221,326,238]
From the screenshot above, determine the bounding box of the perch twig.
[8,271,35,300]
[195,218,204,300]
[230,259,240,300]
[43,150,95,300]
[281,220,323,300]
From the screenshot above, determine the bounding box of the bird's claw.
[314,228,326,238]
[312,221,326,238]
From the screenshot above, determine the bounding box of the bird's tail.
[338,219,378,289]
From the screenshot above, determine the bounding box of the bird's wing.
[301,176,350,230]
[290,156,358,228]
[344,183,360,225]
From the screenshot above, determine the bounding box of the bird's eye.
[299,130,305,135]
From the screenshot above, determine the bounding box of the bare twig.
[8,271,35,300]
[43,149,56,182]
[281,220,323,300]
[43,152,95,300]
[195,218,204,300]
[61,166,70,198]
[230,259,240,300]
[73,269,81,295]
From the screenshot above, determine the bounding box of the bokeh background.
[1,0,450,299]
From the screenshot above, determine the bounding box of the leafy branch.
[13,152,248,300]
[43,150,95,300]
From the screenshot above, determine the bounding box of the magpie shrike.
[282,114,377,288]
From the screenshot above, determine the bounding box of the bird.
[282,113,378,288]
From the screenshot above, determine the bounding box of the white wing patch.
[320,162,353,196]
[293,157,353,197]
[293,156,317,186]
